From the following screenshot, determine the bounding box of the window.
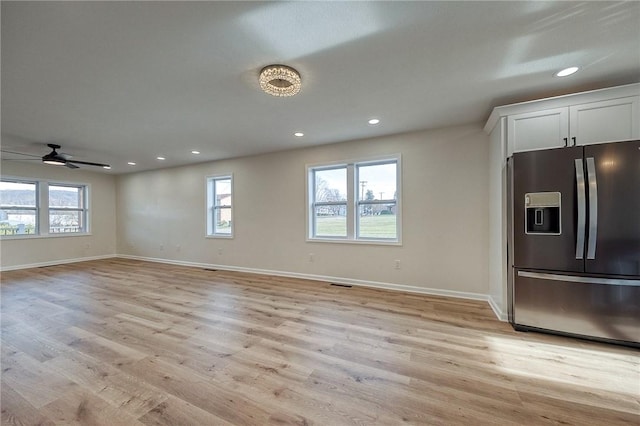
[48,184,88,233]
[0,178,89,238]
[0,179,38,236]
[207,175,233,237]
[308,156,401,243]
[356,161,398,239]
[313,167,348,238]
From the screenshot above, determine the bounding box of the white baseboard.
[488,295,508,322]
[2,253,503,320]
[117,254,489,303]
[0,254,117,272]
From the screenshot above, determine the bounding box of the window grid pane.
[357,203,397,239]
[0,208,37,235]
[314,204,347,237]
[314,167,347,202]
[215,179,232,207]
[0,181,37,207]
[357,162,397,201]
[49,209,84,233]
[213,206,232,234]
[49,185,82,208]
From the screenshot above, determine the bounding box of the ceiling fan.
[1,144,111,169]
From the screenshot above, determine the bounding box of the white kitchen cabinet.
[570,96,639,146]
[505,96,639,156]
[507,108,568,155]
[486,84,640,157]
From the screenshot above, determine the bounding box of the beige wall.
[117,125,490,297]
[0,161,117,269]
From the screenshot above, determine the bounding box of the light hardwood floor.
[1,259,638,425]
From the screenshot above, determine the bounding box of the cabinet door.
[570,96,639,146]
[507,108,569,156]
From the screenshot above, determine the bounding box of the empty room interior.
[1,2,639,425]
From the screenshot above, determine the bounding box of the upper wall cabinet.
[507,107,568,153]
[569,97,638,146]
[485,84,640,158]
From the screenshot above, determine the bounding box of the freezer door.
[514,270,640,345]
[584,140,640,276]
[512,146,584,272]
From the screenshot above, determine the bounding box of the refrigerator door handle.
[575,159,586,259]
[586,157,598,259]
[517,270,640,287]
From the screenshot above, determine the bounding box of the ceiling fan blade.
[2,158,42,161]
[65,162,80,169]
[68,160,110,168]
[58,153,73,160]
[0,149,41,158]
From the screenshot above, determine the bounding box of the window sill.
[307,237,402,246]
[205,234,234,239]
[0,232,92,241]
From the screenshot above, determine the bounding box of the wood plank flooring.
[1,258,638,425]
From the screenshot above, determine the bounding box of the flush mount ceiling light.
[368,118,380,125]
[556,66,579,77]
[259,65,301,97]
[191,150,200,155]
[294,132,304,137]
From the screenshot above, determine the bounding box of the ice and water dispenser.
[525,192,561,235]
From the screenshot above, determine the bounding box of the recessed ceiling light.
[127,162,136,166]
[191,150,200,155]
[103,166,111,170]
[294,132,304,137]
[368,118,380,125]
[556,66,579,77]
[157,156,166,161]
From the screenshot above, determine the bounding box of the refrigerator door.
[513,270,640,345]
[584,140,640,276]
[512,146,584,272]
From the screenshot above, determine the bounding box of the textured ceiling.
[2,1,639,173]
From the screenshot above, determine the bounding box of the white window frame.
[306,154,402,245]
[0,177,91,239]
[310,164,349,240]
[48,183,89,234]
[206,174,233,238]
[0,178,39,237]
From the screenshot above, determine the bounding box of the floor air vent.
[203,268,218,272]
[330,283,352,288]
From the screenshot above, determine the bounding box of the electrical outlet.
[394,260,401,269]
[160,244,164,251]
[176,245,181,252]
[218,248,223,255]
[309,253,314,262]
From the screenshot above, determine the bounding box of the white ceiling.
[2,1,639,174]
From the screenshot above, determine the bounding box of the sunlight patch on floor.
[484,335,640,397]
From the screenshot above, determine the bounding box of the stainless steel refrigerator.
[507,140,640,347]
